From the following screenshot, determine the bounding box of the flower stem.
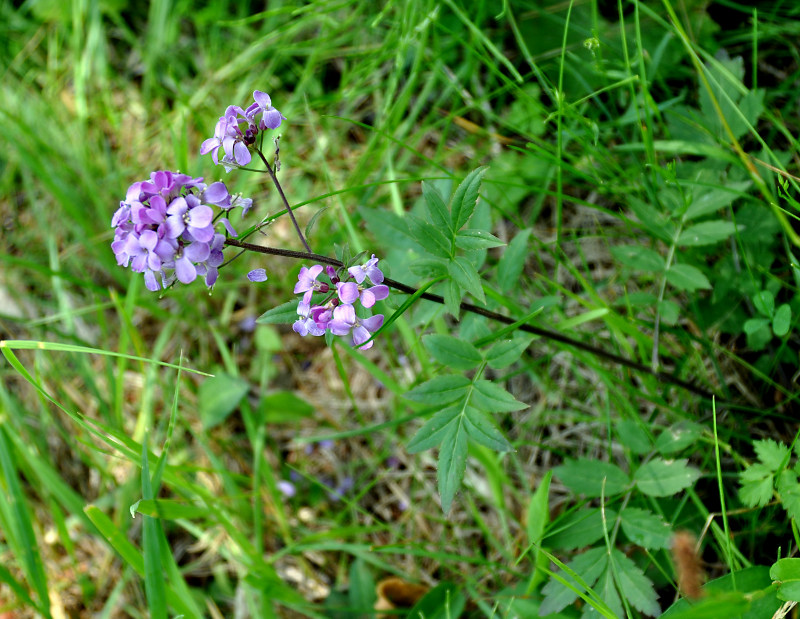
[256,149,312,254]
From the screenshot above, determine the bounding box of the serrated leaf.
[544,508,618,550]
[257,299,299,325]
[463,407,512,452]
[539,547,609,615]
[634,458,700,497]
[498,229,532,292]
[773,303,792,337]
[443,278,462,318]
[678,220,740,246]
[448,255,485,303]
[450,166,488,231]
[754,438,790,470]
[610,246,665,272]
[422,181,452,234]
[470,379,527,412]
[423,334,482,370]
[654,421,704,455]
[407,405,462,453]
[407,213,452,258]
[666,264,712,291]
[776,471,800,521]
[438,415,468,513]
[553,458,630,498]
[753,290,775,317]
[455,229,505,250]
[486,336,534,370]
[199,373,250,430]
[408,257,448,278]
[685,181,752,220]
[615,419,652,455]
[738,476,773,508]
[405,375,470,406]
[620,508,672,549]
[611,549,660,616]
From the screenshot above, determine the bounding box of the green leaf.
[544,508,618,550]
[685,181,752,220]
[615,419,652,455]
[611,549,660,616]
[438,415,468,513]
[199,373,250,430]
[610,245,665,272]
[407,405,462,453]
[406,582,467,619]
[539,547,609,615]
[634,458,701,497]
[659,299,680,325]
[405,375,470,406]
[463,407,512,452]
[450,166,488,231]
[497,229,532,292]
[348,557,376,617]
[131,499,209,520]
[739,473,773,508]
[470,379,528,412]
[666,264,712,291]
[259,391,315,423]
[678,220,740,246]
[408,257,448,278]
[553,458,630,497]
[773,303,792,337]
[619,508,672,549]
[407,213,452,258]
[654,421,705,455]
[448,255,485,303]
[422,334,482,370]
[486,336,533,370]
[257,300,298,325]
[422,180,452,234]
[771,558,800,602]
[743,318,771,336]
[455,229,505,250]
[754,438,790,470]
[753,290,775,317]
[776,471,800,521]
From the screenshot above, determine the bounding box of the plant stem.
[255,149,312,254]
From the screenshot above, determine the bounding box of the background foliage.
[2,0,800,616]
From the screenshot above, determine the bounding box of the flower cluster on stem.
[292,255,388,349]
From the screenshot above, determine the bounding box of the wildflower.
[348,254,384,284]
[247,269,268,283]
[277,480,296,498]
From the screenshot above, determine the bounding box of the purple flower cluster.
[292,255,388,349]
[200,90,286,171]
[111,170,252,291]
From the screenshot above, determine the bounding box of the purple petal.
[203,181,230,205]
[189,224,215,243]
[337,282,359,305]
[248,269,268,282]
[233,142,251,166]
[361,314,384,332]
[184,241,210,262]
[352,326,373,349]
[144,270,160,291]
[175,256,197,284]
[200,137,219,155]
[187,205,213,228]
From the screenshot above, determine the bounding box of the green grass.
[2,0,800,616]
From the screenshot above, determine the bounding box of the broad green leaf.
[753,290,775,317]
[610,246,665,272]
[408,257,448,278]
[443,277,462,318]
[455,229,505,250]
[611,549,659,616]
[628,196,675,242]
[405,375,470,406]
[438,415,468,513]
[677,220,740,246]
[199,373,250,430]
[685,181,752,220]
[470,379,527,412]
[422,181,451,234]
[486,336,533,369]
[348,557,376,616]
[448,255,485,303]
[257,300,298,325]
[595,565,624,619]
[659,299,680,325]
[407,405,462,453]
[553,458,630,497]
[634,458,701,497]
[259,391,315,423]
[754,438,790,470]
[407,213,452,258]
[773,303,792,337]
[615,419,652,455]
[654,421,705,455]
[620,508,672,549]
[498,228,532,292]
[743,317,770,336]
[422,334,482,370]
[406,582,467,619]
[666,264,712,291]
[539,547,609,615]
[771,558,800,601]
[463,407,512,452]
[527,471,552,545]
[544,508,618,550]
[739,475,773,507]
[450,166,488,231]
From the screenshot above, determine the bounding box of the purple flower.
[246,90,286,130]
[248,269,268,282]
[359,284,389,308]
[336,281,359,305]
[348,254,384,284]
[165,196,214,242]
[293,300,326,337]
[294,265,328,304]
[277,480,296,498]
